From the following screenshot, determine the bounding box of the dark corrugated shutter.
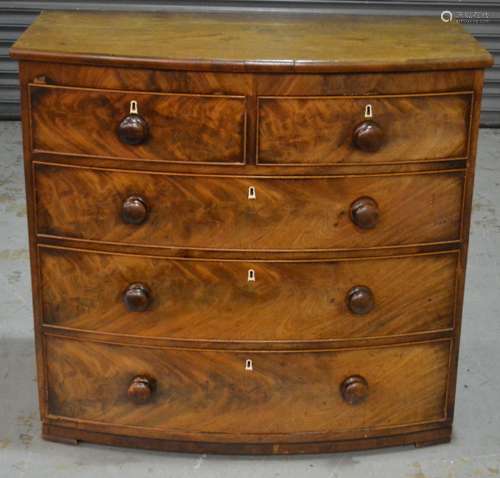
[0,0,498,125]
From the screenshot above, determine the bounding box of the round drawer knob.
[346,286,375,315]
[340,375,369,405]
[353,121,384,153]
[128,376,154,403]
[117,114,148,145]
[123,283,151,312]
[350,197,379,230]
[122,196,148,225]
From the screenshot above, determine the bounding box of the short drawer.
[35,164,464,251]
[258,93,471,165]
[46,337,450,440]
[30,85,247,164]
[40,247,458,342]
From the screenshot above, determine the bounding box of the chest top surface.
[10,10,493,73]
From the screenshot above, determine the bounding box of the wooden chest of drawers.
[11,11,493,454]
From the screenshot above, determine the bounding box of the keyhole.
[245,359,253,371]
[248,186,256,200]
[247,269,256,282]
[364,104,373,119]
[130,100,138,114]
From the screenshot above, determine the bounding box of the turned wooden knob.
[340,375,369,405]
[117,114,148,145]
[353,121,384,152]
[122,196,148,225]
[347,286,375,315]
[128,376,154,403]
[123,283,151,312]
[350,197,379,229]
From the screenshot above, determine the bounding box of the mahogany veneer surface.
[30,85,247,164]
[11,11,492,454]
[46,337,450,439]
[40,247,458,342]
[34,164,464,251]
[11,11,492,72]
[258,93,471,165]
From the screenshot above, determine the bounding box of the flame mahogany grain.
[10,11,491,454]
[45,336,451,439]
[34,164,465,251]
[258,94,471,165]
[39,246,458,342]
[30,85,247,164]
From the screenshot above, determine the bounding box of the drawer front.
[46,337,450,439]
[40,247,457,341]
[35,164,464,251]
[258,93,471,165]
[30,85,246,164]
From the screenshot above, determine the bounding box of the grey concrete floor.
[0,121,499,477]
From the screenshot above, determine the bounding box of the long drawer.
[30,85,247,164]
[34,164,464,251]
[46,336,450,440]
[40,246,458,342]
